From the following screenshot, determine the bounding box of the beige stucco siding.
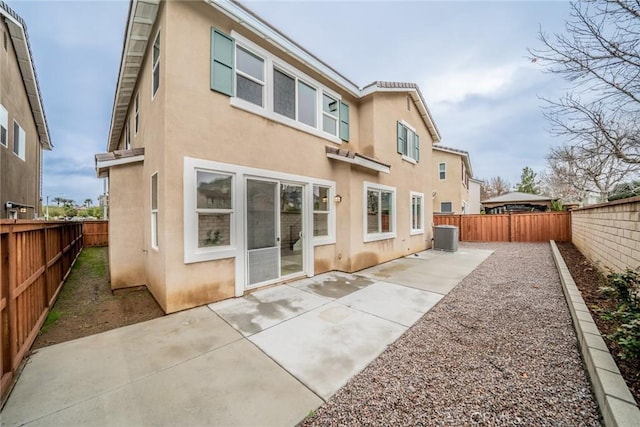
[106,0,438,313]
[108,164,146,292]
[0,20,42,219]
[432,150,468,214]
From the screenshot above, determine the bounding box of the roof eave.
[0,3,52,150]
[207,0,361,98]
[107,0,160,152]
[360,83,441,143]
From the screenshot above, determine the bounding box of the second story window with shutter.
[397,121,419,163]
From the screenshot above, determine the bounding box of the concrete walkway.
[1,247,492,427]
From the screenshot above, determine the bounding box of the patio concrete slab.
[249,301,406,400]
[338,281,443,327]
[9,339,321,427]
[2,247,493,426]
[357,248,494,295]
[290,271,376,299]
[1,306,242,425]
[209,285,330,336]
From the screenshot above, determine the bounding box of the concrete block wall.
[571,196,640,273]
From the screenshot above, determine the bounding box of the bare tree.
[545,143,637,202]
[530,0,640,166]
[481,176,512,200]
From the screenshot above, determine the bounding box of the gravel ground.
[302,242,602,426]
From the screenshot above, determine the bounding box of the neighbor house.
[96,0,441,313]
[0,2,51,219]
[481,191,555,214]
[432,145,477,214]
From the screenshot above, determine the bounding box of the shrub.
[605,268,640,359]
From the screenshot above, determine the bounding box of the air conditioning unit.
[433,225,459,252]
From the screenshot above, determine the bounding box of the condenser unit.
[433,225,459,252]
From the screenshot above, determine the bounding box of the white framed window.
[236,45,265,107]
[439,162,446,180]
[363,181,396,242]
[125,120,131,150]
[461,160,469,188]
[322,93,339,136]
[151,173,158,249]
[410,191,424,235]
[152,30,160,98]
[273,68,317,128]
[185,157,336,264]
[196,170,234,250]
[13,121,25,160]
[397,120,420,163]
[134,93,139,135]
[440,202,452,213]
[313,185,331,239]
[219,31,346,145]
[0,104,7,147]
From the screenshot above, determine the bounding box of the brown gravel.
[302,242,602,426]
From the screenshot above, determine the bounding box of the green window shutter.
[397,122,406,155]
[415,133,420,162]
[339,101,349,141]
[211,29,234,96]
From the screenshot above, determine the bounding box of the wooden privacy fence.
[433,212,571,242]
[83,220,109,247]
[0,221,82,402]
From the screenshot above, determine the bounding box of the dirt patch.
[32,247,164,350]
[556,242,639,404]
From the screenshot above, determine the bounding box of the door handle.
[299,231,303,239]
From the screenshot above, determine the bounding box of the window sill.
[410,229,424,236]
[401,155,417,165]
[313,236,336,246]
[184,247,236,264]
[230,97,342,145]
[364,232,396,243]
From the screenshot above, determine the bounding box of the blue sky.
[10,0,572,204]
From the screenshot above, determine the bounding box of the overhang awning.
[326,146,390,174]
[95,148,145,178]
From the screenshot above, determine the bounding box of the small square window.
[440,202,452,213]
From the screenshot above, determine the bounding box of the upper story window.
[397,121,419,163]
[273,69,317,127]
[125,120,131,150]
[236,45,264,107]
[134,93,139,135]
[0,104,7,147]
[322,94,338,135]
[152,31,160,98]
[439,162,446,180]
[210,29,349,143]
[461,160,469,188]
[13,121,25,160]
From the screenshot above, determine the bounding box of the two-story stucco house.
[96,0,441,314]
[0,2,51,219]
[432,145,480,214]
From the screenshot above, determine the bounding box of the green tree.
[516,167,540,194]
